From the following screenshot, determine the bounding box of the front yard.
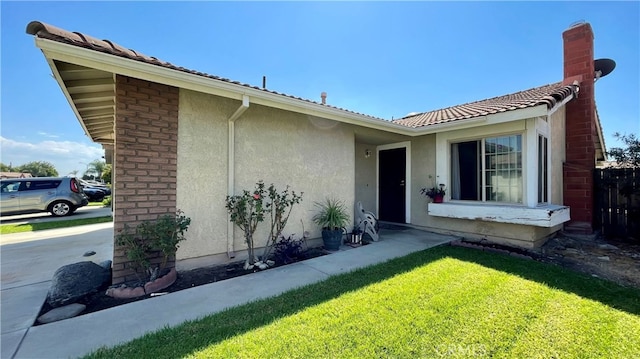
[88,246,640,358]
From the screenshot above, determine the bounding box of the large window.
[451,134,523,203]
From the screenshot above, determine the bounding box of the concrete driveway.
[0,211,113,359]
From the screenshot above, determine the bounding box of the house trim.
[376,141,412,223]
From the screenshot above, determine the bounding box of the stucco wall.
[354,142,377,214]
[409,135,436,225]
[176,90,233,264]
[550,107,566,205]
[177,90,355,268]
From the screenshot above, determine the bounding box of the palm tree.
[85,159,106,181]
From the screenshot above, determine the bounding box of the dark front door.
[379,147,406,223]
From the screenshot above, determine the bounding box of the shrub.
[272,234,306,264]
[115,210,191,282]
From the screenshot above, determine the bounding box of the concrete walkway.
[1,222,114,359]
[4,227,455,359]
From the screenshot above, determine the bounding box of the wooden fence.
[594,168,640,241]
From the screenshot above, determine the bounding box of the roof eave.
[35,37,416,137]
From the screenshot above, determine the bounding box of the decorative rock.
[105,268,178,299]
[258,263,268,270]
[83,251,96,257]
[37,303,86,324]
[598,244,619,250]
[266,260,275,266]
[98,260,112,270]
[597,256,610,261]
[47,261,111,308]
[105,285,145,299]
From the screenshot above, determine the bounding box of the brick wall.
[113,75,179,284]
[562,23,596,233]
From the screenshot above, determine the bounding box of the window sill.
[427,202,570,228]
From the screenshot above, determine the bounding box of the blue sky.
[2,1,638,176]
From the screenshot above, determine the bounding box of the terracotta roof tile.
[26,21,383,121]
[393,83,577,128]
[26,21,578,130]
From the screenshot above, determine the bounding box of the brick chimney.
[562,22,596,234]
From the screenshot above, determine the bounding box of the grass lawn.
[87,246,640,358]
[87,202,107,207]
[0,216,112,234]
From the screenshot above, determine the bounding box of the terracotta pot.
[433,195,444,203]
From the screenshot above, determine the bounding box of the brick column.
[562,23,596,234]
[112,75,179,284]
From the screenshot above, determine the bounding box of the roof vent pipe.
[262,76,266,89]
[321,92,327,105]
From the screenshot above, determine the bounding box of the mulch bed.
[35,246,331,324]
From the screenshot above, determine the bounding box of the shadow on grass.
[86,245,640,359]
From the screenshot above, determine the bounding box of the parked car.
[83,187,106,202]
[0,177,89,217]
[80,180,111,196]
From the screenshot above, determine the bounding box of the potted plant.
[420,175,447,203]
[312,198,349,251]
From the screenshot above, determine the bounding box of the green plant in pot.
[312,198,349,251]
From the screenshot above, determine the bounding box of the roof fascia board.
[36,38,416,136]
[486,105,548,124]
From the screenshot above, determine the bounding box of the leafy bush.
[115,210,191,282]
[102,196,112,207]
[272,235,305,264]
[226,181,303,266]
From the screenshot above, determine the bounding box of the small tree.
[225,181,303,269]
[225,181,268,267]
[607,133,640,168]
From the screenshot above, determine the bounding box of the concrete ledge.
[428,202,570,227]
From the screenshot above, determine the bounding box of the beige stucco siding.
[409,135,436,225]
[177,90,354,266]
[176,90,233,261]
[550,107,566,205]
[354,142,377,214]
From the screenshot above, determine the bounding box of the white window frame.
[430,116,569,227]
[451,134,524,203]
[436,121,532,205]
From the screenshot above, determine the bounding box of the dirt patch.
[539,234,640,288]
[454,234,640,289]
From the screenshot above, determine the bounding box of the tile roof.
[26,21,383,121]
[392,83,577,128]
[26,21,578,130]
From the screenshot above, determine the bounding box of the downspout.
[227,95,250,258]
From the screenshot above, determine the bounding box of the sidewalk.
[6,228,455,359]
[1,222,114,359]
